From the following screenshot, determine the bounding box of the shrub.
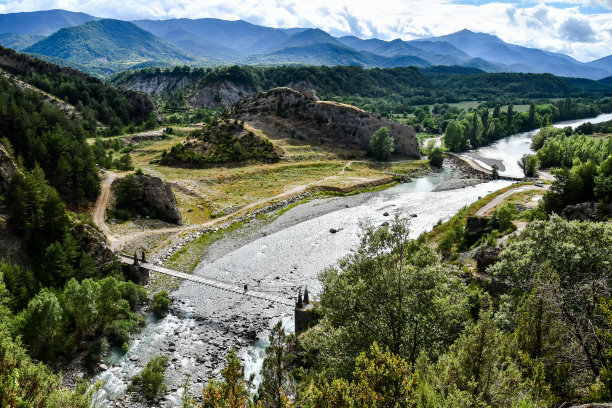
[429,147,444,167]
[369,127,394,161]
[129,355,169,400]
[88,337,109,366]
[152,291,170,317]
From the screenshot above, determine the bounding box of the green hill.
[24,19,200,73]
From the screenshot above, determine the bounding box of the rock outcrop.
[70,220,115,268]
[562,202,612,222]
[476,246,501,273]
[231,88,419,157]
[0,144,18,194]
[137,175,182,225]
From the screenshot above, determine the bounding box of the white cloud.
[0,0,610,61]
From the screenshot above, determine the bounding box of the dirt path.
[111,161,364,250]
[475,183,550,217]
[93,170,117,244]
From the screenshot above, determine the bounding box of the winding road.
[475,183,550,217]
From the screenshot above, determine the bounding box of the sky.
[0,0,610,62]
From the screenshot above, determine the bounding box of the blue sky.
[0,0,610,61]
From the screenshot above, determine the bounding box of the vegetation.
[129,355,169,400]
[161,118,280,166]
[368,126,394,161]
[0,45,156,131]
[428,147,444,167]
[152,290,170,317]
[0,78,100,203]
[530,123,612,213]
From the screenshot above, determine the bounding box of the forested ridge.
[111,64,612,113]
[0,45,157,133]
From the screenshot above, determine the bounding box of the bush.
[88,337,109,366]
[129,355,169,400]
[152,291,170,317]
[429,147,444,167]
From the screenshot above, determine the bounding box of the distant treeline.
[110,65,612,114]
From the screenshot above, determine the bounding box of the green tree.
[369,127,394,161]
[429,147,444,167]
[152,290,170,317]
[129,355,169,400]
[63,278,99,340]
[115,153,134,171]
[528,101,536,129]
[518,154,538,177]
[20,289,64,360]
[201,350,256,408]
[491,164,499,179]
[317,217,468,376]
[506,104,514,133]
[258,322,296,408]
[115,174,143,214]
[444,120,464,153]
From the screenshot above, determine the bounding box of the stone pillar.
[141,251,146,263]
[303,286,309,304]
[133,252,139,266]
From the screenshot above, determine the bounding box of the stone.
[70,220,114,268]
[99,364,108,371]
[383,212,389,216]
[329,228,338,233]
[129,355,139,361]
[0,144,18,194]
[410,213,417,217]
[168,346,176,352]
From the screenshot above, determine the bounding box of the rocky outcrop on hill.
[231,87,419,157]
[70,220,115,268]
[137,175,182,225]
[187,80,257,109]
[0,144,18,194]
[562,202,612,222]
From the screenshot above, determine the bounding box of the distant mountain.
[24,19,199,74]
[132,18,291,58]
[0,33,45,50]
[3,10,611,80]
[587,55,612,72]
[0,9,97,35]
[415,29,611,80]
[599,76,612,86]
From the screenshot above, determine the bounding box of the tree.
[491,164,499,179]
[115,174,143,214]
[305,342,417,408]
[115,153,134,171]
[201,350,256,408]
[489,216,612,380]
[20,289,64,360]
[153,290,170,317]
[528,101,536,129]
[429,147,444,167]
[258,322,295,408]
[517,153,538,177]
[317,216,469,377]
[63,278,99,340]
[369,127,394,161]
[492,104,501,119]
[506,104,514,133]
[129,355,168,400]
[444,120,465,153]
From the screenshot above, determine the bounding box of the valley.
[0,7,612,408]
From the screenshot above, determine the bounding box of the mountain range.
[0,9,610,80]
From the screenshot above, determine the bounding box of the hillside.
[24,19,200,73]
[230,87,419,156]
[0,45,159,127]
[110,65,610,114]
[0,33,45,51]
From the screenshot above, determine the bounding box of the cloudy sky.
[0,0,610,62]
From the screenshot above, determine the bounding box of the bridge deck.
[119,255,295,306]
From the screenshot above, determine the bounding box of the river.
[91,113,612,407]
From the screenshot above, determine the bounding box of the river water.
[91,113,612,407]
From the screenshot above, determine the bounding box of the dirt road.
[93,170,117,244]
[475,183,550,217]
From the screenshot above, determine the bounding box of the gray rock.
[383,212,389,216]
[129,355,139,361]
[99,363,108,371]
[0,144,17,194]
[137,175,182,225]
[329,228,338,234]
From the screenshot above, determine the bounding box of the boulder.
[465,216,490,246]
[99,363,108,371]
[562,202,612,222]
[137,175,182,225]
[476,246,501,273]
[70,220,114,268]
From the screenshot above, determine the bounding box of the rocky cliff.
[231,88,419,157]
[70,220,115,268]
[0,144,18,194]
